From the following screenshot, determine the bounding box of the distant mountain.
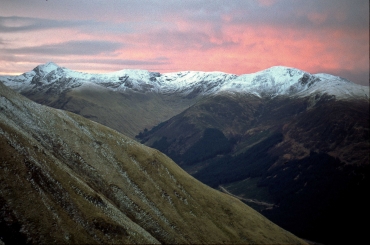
[0,82,306,244]
[1,62,369,244]
[0,62,368,138]
[2,62,368,99]
[0,62,235,138]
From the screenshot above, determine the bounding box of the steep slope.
[0,82,306,244]
[137,93,264,165]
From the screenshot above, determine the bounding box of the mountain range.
[1,62,367,138]
[1,62,369,244]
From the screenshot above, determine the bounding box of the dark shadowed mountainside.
[138,92,369,244]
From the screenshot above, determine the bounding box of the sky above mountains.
[0,0,369,85]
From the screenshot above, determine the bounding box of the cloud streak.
[0,16,90,32]
[4,40,122,56]
[0,0,368,85]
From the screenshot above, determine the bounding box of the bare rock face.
[0,83,306,244]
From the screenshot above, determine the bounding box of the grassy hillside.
[0,83,306,244]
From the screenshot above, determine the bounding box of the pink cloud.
[258,0,277,7]
[307,12,328,25]
[0,1,368,85]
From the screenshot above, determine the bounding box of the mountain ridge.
[1,62,368,101]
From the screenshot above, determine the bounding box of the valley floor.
[219,185,275,208]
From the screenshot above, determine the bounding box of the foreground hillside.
[0,82,306,244]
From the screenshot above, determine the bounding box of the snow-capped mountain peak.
[33,61,61,75]
[218,66,368,100]
[0,62,368,100]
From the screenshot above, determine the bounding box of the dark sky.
[0,0,368,85]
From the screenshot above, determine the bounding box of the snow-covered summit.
[218,66,369,99]
[33,61,60,75]
[0,62,368,100]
